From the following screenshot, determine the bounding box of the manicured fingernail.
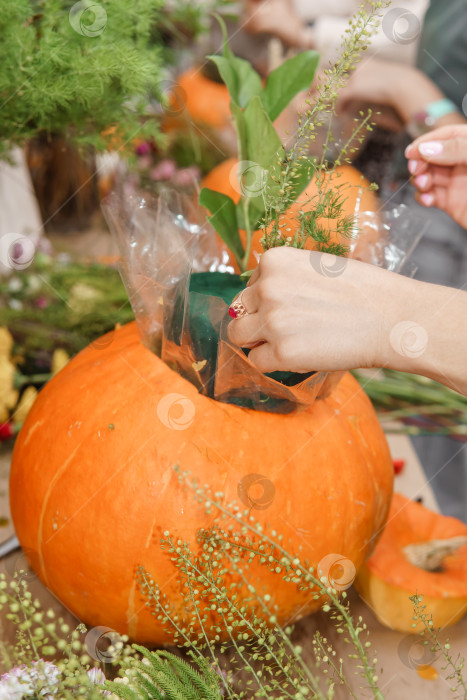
[419,141,443,157]
[414,174,428,188]
[408,159,419,174]
[420,193,434,206]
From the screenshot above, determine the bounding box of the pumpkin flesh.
[355,492,467,632]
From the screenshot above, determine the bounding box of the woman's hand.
[243,0,314,49]
[228,247,395,373]
[405,125,467,229]
[227,247,467,396]
[337,60,443,126]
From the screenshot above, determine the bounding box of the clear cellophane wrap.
[102,190,424,414]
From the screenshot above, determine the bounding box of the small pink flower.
[149,159,177,181]
[172,166,200,187]
[136,141,151,156]
[0,660,61,698]
[34,295,48,309]
[88,667,111,695]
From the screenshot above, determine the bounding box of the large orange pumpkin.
[201,160,380,271]
[10,322,393,644]
[355,492,467,632]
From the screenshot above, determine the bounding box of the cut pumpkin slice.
[356,492,467,632]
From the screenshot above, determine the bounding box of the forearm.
[393,68,450,123]
[340,62,466,130]
[379,275,467,396]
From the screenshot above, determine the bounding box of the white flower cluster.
[0,660,60,699]
[0,661,110,699]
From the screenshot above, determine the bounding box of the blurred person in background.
[243,0,428,65]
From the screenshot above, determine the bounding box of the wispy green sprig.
[410,595,467,698]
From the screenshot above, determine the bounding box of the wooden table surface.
[1,433,466,698]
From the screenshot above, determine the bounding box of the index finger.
[246,265,260,287]
[405,124,467,159]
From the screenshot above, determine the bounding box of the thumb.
[413,137,467,166]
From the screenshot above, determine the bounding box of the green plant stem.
[227,535,381,699]
[172,548,283,699]
[17,589,39,662]
[217,549,327,698]
[241,196,253,274]
[14,373,51,389]
[184,566,234,697]
[411,596,467,696]
[313,632,359,700]
[137,569,237,700]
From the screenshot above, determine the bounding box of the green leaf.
[242,95,284,205]
[208,54,262,108]
[261,50,320,121]
[208,14,263,108]
[199,188,244,263]
[243,96,284,170]
[236,199,264,231]
[104,682,140,700]
[232,97,285,238]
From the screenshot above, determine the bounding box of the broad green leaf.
[261,50,320,121]
[208,54,262,108]
[236,198,265,232]
[243,96,284,196]
[199,188,244,263]
[232,97,286,233]
[243,96,283,167]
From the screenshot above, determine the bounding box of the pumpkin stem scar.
[403,536,467,572]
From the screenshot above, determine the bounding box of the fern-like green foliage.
[106,646,223,700]
[0,255,134,359]
[0,0,167,157]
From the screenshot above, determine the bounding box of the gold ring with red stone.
[228,291,249,319]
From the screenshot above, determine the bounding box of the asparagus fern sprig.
[106,647,223,700]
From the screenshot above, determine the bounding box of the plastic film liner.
[102,190,424,413]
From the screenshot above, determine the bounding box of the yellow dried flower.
[52,349,70,376]
[0,328,18,422]
[13,386,38,425]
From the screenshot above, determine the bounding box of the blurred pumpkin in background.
[201,159,380,272]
